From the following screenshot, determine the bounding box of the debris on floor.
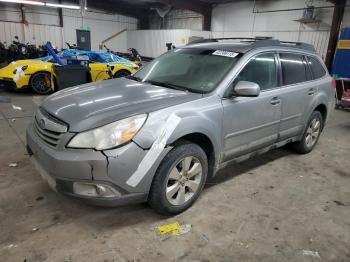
[32,227,39,232]
[237,241,249,248]
[11,118,16,122]
[157,222,191,236]
[35,196,44,201]
[8,163,18,167]
[200,233,209,242]
[334,200,347,206]
[3,244,17,250]
[249,191,259,198]
[302,250,321,258]
[179,224,192,235]
[12,104,22,111]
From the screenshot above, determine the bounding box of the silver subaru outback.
[26,39,334,215]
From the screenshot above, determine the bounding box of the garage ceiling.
[79,0,239,18]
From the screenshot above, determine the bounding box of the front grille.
[34,118,64,147]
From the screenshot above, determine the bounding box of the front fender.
[133,95,223,167]
[167,115,221,158]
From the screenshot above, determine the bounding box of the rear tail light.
[332,79,336,89]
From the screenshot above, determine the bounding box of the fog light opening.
[73,182,121,198]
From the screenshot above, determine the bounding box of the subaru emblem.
[39,119,45,129]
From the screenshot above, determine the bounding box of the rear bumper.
[26,123,151,206]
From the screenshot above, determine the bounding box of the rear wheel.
[292,111,323,154]
[113,70,130,78]
[30,71,52,95]
[148,141,208,215]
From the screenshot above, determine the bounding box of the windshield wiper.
[143,80,188,92]
[126,75,142,82]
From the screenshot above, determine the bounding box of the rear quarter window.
[307,56,327,79]
[279,53,308,85]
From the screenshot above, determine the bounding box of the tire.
[148,141,208,215]
[113,70,131,78]
[30,71,52,95]
[292,111,323,154]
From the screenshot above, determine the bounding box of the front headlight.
[67,114,147,150]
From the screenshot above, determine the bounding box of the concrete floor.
[0,89,349,262]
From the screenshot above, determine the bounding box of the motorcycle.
[66,42,81,50]
[104,45,142,66]
[0,41,8,64]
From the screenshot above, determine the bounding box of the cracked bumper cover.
[25,123,168,206]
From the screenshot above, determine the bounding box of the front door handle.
[270,97,281,105]
[308,88,316,95]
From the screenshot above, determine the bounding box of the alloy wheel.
[31,72,51,94]
[305,118,321,148]
[166,156,203,206]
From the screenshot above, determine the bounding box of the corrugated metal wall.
[127,29,212,57]
[212,30,331,59]
[127,0,344,59]
[0,5,137,51]
[1,0,349,59]
[127,29,190,57]
[62,9,137,51]
[210,0,348,60]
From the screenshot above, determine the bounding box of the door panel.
[221,52,281,162]
[222,89,281,161]
[89,64,109,82]
[76,30,91,51]
[278,82,313,140]
[278,53,315,141]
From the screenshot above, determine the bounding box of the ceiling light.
[0,0,44,6]
[0,0,81,9]
[46,3,80,9]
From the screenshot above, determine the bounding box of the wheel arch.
[113,69,132,78]
[313,103,327,127]
[29,70,54,94]
[168,132,219,178]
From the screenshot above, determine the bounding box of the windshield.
[133,48,241,93]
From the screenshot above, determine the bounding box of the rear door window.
[307,56,326,79]
[279,53,308,85]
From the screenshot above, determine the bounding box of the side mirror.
[233,81,260,97]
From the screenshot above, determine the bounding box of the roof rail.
[278,41,316,52]
[188,37,316,52]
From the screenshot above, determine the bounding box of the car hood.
[41,78,202,132]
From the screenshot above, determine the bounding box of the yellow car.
[0,50,138,94]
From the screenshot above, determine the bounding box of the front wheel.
[30,71,52,95]
[148,141,208,215]
[292,111,323,154]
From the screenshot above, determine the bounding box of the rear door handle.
[308,88,316,95]
[270,97,281,105]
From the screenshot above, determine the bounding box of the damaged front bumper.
[26,122,154,206]
[0,78,19,90]
[0,73,29,90]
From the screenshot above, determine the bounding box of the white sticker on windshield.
[212,50,239,58]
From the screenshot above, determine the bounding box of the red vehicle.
[335,78,350,109]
